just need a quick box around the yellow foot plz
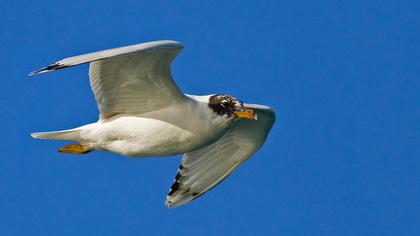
[58,143,91,154]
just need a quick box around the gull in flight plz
[30,40,275,208]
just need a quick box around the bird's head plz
[208,94,257,120]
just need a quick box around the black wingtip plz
[28,63,67,76]
[167,164,185,196]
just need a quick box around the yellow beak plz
[235,109,257,120]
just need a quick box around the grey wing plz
[166,104,276,208]
[30,40,188,119]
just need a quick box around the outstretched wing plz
[30,40,188,119]
[166,104,276,208]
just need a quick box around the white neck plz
[185,94,215,103]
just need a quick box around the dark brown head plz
[208,94,256,120]
[208,94,244,117]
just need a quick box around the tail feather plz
[31,129,81,141]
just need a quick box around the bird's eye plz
[221,100,228,107]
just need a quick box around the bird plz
[30,40,276,208]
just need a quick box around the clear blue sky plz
[1,0,419,235]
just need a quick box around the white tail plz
[31,129,81,141]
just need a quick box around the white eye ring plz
[221,99,228,107]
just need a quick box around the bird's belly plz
[85,117,219,157]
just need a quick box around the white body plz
[76,96,231,156]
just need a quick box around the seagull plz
[30,40,275,208]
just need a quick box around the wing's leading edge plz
[30,40,188,119]
[166,104,275,208]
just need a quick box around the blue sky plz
[1,0,419,235]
